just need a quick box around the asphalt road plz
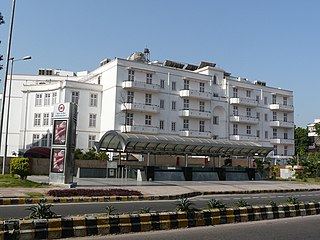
[2,191,320,219]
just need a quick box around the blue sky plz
[0,0,319,127]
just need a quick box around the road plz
[1,191,320,219]
[67,215,320,240]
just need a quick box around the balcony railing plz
[230,134,258,141]
[269,121,294,128]
[179,109,211,119]
[121,125,159,134]
[230,97,258,106]
[270,138,294,145]
[179,89,211,100]
[122,80,160,92]
[229,115,259,124]
[121,102,159,113]
[269,103,294,112]
[179,130,211,138]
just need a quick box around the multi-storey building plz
[2,52,294,162]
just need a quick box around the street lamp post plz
[2,56,31,174]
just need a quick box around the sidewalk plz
[1,175,320,198]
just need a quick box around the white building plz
[2,52,294,161]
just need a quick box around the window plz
[199,101,205,112]
[34,113,41,126]
[264,97,268,105]
[256,95,260,103]
[283,96,288,106]
[257,130,260,138]
[272,95,277,104]
[35,94,42,106]
[52,92,57,105]
[184,80,190,90]
[160,79,165,89]
[32,134,40,147]
[171,122,176,131]
[88,135,96,149]
[90,93,98,107]
[200,82,205,93]
[51,112,54,125]
[256,112,260,120]
[246,108,251,117]
[146,73,152,84]
[89,114,97,127]
[264,113,268,121]
[145,93,152,105]
[273,112,277,121]
[128,70,134,81]
[246,125,251,135]
[183,119,189,129]
[213,75,217,84]
[71,91,79,104]
[199,120,205,132]
[160,120,164,130]
[284,132,288,139]
[233,106,238,116]
[145,115,151,125]
[284,146,288,156]
[284,113,288,122]
[273,145,277,155]
[213,116,219,125]
[273,128,277,138]
[160,99,165,109]
[126,113,133,126]
[246,90,251,98]
[233,124,238,135]
[265,131,269,139]
[44,93,50,106]
[172,81,176,91]
[43,113,49,126]
[127,91,134,103]
[171,101,176,110]
[41,134,48,147]
[183,99,189,109]
[233,88,238,98]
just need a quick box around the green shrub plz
[10,157,30,180]
[235,199,251,207]
[139,207,151,213]
[26,203,57,219]
[286,196,300,205]
[105,205,116,216]
[207,199,226,209]
[176,198,195,212]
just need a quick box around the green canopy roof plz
[95,131,273,157]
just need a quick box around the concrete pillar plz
[185,154,188,167]
[147,152,150,166]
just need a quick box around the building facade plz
[2,52,294,162]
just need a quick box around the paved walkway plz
[1,175,320,198]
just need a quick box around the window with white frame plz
[127,91,134,103]
[199,82,205,93]
[146,73,152,84]
[44,93,50,106]
[246,125,251,135]
[71,91,79,104]
[283,113,288,122]
[90,93,98,107]
[128,70,134,81]
[257,130,260,138]
[126,113,133,126]
[52,92,57,105]
[273,112,277,121]
[233,106,238,116]
[256,95,260,103]
[43,113,49,126]
[213,116,219,125]
[171,122,176,131]
[145,115,151,125]
[272,95,277,104]
[145,93,152,105]
[246,108,251,117]
[284,146,288,156]
[172,81,176,91]
[183,99,189,109]
[199,101,205,112]
[283,96,288,106]
[159,120,164,130]
[34,113,41,126]
[233,124,238,135]
[273,145,277,155]
[284,131,288,139]
[171,101,176,110]
[199,120,205,132]
[51,112,54,125]
[264,113,268,121]
[265,131,268,139]
[32,134,40,147]
[88,135,96,149]
[160,99,165,109]
[184,79,190,90]
[256,112,260,120]
[41,134,48,147]
[160,79,165,89]
[213,75,217,84]
[246,90,251,98]
[183,119,189,129]
[89,114,97,127]
[273,128,277,138]
[233,88,238,98]
[264,97,268,105]
[35,94,42,106]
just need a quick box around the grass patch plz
[0,174,45,188]
[25,192,45,198]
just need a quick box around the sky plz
[0,0,319,128]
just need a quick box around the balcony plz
[269,121,294,128]
[269,103,294,112]
[270,138,294,145]
[179,89,211,100]
[179,130,211,138]
[230,135,258,141]
[229,115,259,124]
[121,125,159,134]
[230,97,258,107]
[179,109,211,119]
[121,102,159,113]
[122,81,160,92]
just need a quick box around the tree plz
[294,126,311,156]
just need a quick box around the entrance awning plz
[95,131,273,157]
